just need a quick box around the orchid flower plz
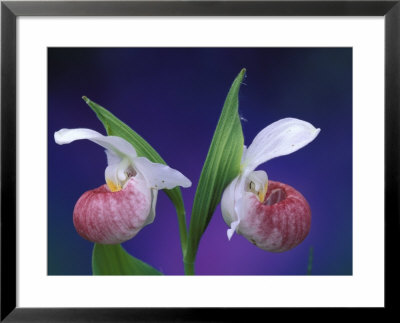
[54,128,191,244]
[221,118,320,252]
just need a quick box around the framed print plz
[1,0,399,321]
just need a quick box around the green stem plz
[167,189,188,256]
[166,188,190,274]
[176,205,188,255]
[183,239,198,271]
[183,238,200,275]
[184,261,195,275]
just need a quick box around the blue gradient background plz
[48,48,352,275]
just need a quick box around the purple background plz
[48,48,352,275]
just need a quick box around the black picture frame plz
[1,0,399,321]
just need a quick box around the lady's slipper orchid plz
[54,128,191,244]
[221,118,320,252]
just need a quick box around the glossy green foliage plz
[185,69,245,265]
[92,244,162,275]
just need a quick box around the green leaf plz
[83,96,188,255]
[92,244,162,275]
[185,69,245,267]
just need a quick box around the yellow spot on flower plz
[258,182,268,203]
[106,179,122,192]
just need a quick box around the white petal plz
[54,128,137,159]
[242,118,320,171]
[144,189,158,226]
[133,156,191,190]
[105,149,122,166]
[240,145,248,165]
[229,172,251,239]
[104,162,121,188]
[221,173,249,240]
[221,177,239,228]
[104,150,123,182]
[246,170,268,193]
[227,220,240,240]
